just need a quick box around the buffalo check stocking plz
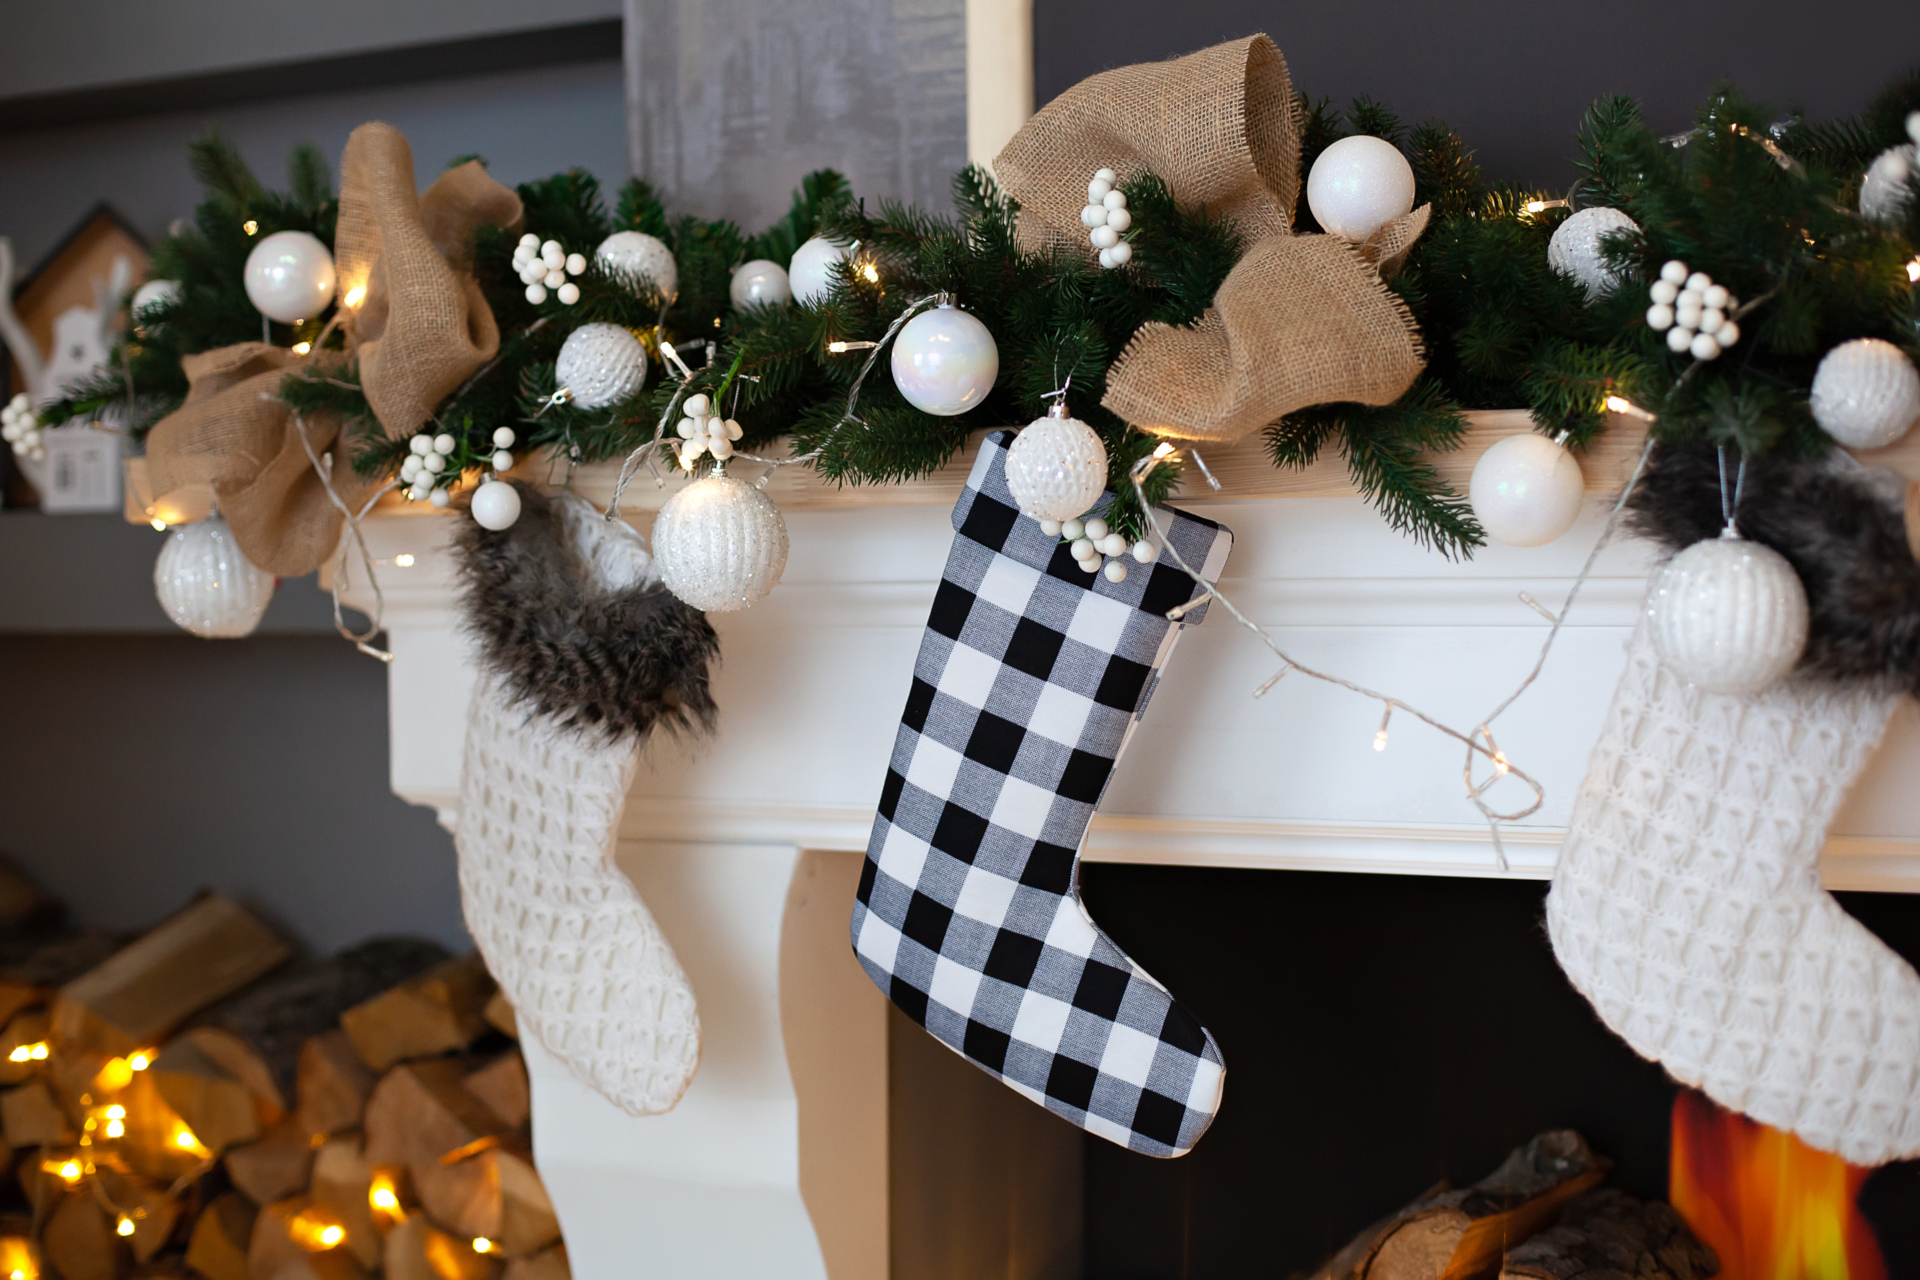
[851,431,1233,1157]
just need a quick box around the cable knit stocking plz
[1547,621,1920,1165]
[452,489,706,1117]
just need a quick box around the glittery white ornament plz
[1005,406,1108,521]
[1647,532,1809,696]
[556,322,648,409]
[153,513,275,639]
[789,236,852,306]
[1859,143,1917,225]
[131,279,181,323]
[1547,207,1639,300]
[1305,135,1416,240]
[1469,432,1586,547]
[730,259,792,308]
[595,231,678,298]
[890,302,998,416]
[653,472,790,612]
[1810,338,1920,448]
[471,479,523,531]
[243,230,336,323]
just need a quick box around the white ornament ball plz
[243,230,336,324]
[1305,135,1416,241]
[131,279,181,322]
[595,231,678,298]
[1468,432,1585,548]
[153,513,275,639]
[470,479,523,531]
[556,322,649,409]
[1547,207,1639,300]
[1810,337,1920,448]
[730,259,793,308]
[493,427,517,448]
[889,304,998,416]
[653,473,790,612]
[788,236,852,306]
[1859,144,1916,224]
[1647,533,1809,696]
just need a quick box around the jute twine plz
[142,123,521,577]
[995,34,1430,444]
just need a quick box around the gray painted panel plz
[624,0,967,229]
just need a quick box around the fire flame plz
[1670,1090,1888,1280]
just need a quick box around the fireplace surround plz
[344,415,1920,1278]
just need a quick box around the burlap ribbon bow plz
[142,123,522,577]
[994,35,1429,443]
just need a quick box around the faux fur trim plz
[451,483,719,738]
[1626,444,1920,695]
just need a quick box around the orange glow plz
[1,1236,40,1280]
[93,1057,135,1092]
[369,1174,405,1225]
[1670,1090,1887,1280]
[288,1209,347,1251]
[169,1120,211,1159]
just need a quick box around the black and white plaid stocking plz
[851,431,1233,1157]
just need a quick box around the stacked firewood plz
[0,863,563,1280]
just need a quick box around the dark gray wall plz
[1035,0,1920,189]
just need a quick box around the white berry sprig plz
[513,234,588,306]
[674,393,743,468]
[1039,512,1158,584]
[1646,260,1740,360]
[402,430,460,507]
[1,393,44,462]
[1081,169,1135,270]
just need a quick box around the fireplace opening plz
[1072,864,1920,1280]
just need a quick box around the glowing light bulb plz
[343,285,367,308]
[319,1226,344,1247]
[175,1131,195,1148]
[57,1162,82,1182]
[105,1105,124,1119]
[860,262,880,284]
[472,1239,494,1254]
[370,1187,399,1211]
[1525,200,1546,214]
[1373,706,1393,752]
[243,221,259,236]
[1152,441,1176,458]
[1908,257,1920,284]
[115,1219,134,1238]
[104,1119,124,1139]
[1494,751,1510,775]
[150,518,168,531]
[6,1047,27,1063]
[291,341,311,355]
[393,553,415,567]
[828,341,849,353]
[128,1052,152,1071]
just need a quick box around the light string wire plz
[275,398,398,660]
[1128,429,1656,868]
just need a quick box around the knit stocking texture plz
[1547,622,1920,1165]
[458,672,701,1115]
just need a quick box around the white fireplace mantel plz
[345,418,1920,1279]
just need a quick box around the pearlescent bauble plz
[653,473,790,612]
[1647,533,1809,696]
[471,479,523,531]
[131,279,181,320]
[1469,432,1585,547]
[243,230,336,323]
[1305,135,1416,240]
[890,304,998,416]
[556,322,648,409]
[1547,207,1639,300]
[595,231,678,298]
[1005,414,1108,521]
[1858,144,1916,224]
[788,236,851,306]
[153,513,275,639]
[730,259,792,308]
[1810,338,1920,449]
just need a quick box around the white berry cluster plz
[513,234,587,306]
[1646,260,1741,360]
[1,393,44,462]
[1040,512,1158,584]
[674,393,743,467]
[1081,169,1134,270]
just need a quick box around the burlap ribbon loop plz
[995,34,1429,444]
[141,122,521,577]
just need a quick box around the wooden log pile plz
[1311,1131,1718,1280]
[0,864,567,1280]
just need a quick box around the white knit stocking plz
[456,670,701,1115]
[1547,621,1920,1165]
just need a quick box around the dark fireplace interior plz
[1072,864,1920,1279]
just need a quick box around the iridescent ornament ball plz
[789,236,851,306]
[243,230,336,323]
[890,304,998,417]
[730,259,792,308]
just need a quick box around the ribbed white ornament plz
[153,513,275,638]
[1004,408,1108,521]
[556,322,648,410]
[1546,207,1639,300]
[594,230,678,298]
[1646,532,1808,696]
[653,472,790,612]
[1810,337,1920,449]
